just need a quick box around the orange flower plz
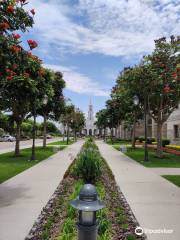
[11,45,21,54]
[0,22,10,30]
[12,64,18,69]
[24,72,30,78]
[7,5,14,13]
[7,76,13,81]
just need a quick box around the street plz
[0,138,60,154]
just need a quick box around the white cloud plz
[29,0,180,57]
[44,64,110,97]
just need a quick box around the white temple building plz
[83,100,98,136]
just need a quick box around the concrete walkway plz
[96,141,180,240]
[0,140,84,240]
[151,168,180,176]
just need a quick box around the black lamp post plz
[144,95,149,162]
[31,96,37,161]
[42,95,48,148]
[71,184,104,240]
[133,95,148,161]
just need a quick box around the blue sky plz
[23,0,179,115]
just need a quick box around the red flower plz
[164,85,170,93]
[12,64,18,69]
[12,33,21,39]
[24,72,30,78]
[27,40,38,50]
[7,5,14,13]
[7,76,13,81]
[30,9,35,15]
[0,22,10,30]
[172,72,177,78]
[11,45,21,54]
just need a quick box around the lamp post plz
[133,95,148,161]
[43,95,48,148]
[31,95,37,161]
[132,95,139,148]
[71,184,105,240]
[144,95,149,162]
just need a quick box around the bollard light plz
[71,184,105,240]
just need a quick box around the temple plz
[83,99,97,136]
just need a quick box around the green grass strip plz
[113,146,180,168]
[162,175,180,187]
[0,146,66,183]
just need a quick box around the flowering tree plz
[0,0,40,156]
[144,37,180,157]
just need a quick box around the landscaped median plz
[26,139,144,240]
[0,146,66,184]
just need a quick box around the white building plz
[167,104,180,144]
[83,100,97,136]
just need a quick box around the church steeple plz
[88,99,94,121]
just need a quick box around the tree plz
[96,109,109,140]
[0,0,38,156]
[145,37,180,158]
[60,104,75,145]
[37,70,65,147]
[69,108,85,140]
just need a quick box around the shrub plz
[73,143,102,183]
[165,145,180,151]
[138,136,145,143]
[147,138,156,144]
[162,139,170,147]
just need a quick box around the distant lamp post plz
[133,95,148,161]
[31,95,37,161]
[71,184,105,240]
[43,95,48,148]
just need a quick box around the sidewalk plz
[96,141,180,240]
[0,140,84,240]
[151,168,180,176]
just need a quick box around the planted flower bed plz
[26,139,145,240]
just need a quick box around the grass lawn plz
[48,140,75,145]
[162,175,180,187]
[114,146,180,168]
[0,146,66,184]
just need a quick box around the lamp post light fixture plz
[71,184,105,240]
[133,95,139,106]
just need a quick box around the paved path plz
[96,141,180,240]
[0,140,84,240]
[151,168,180,176]
[0,137,60,154]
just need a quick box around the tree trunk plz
[15,121,21,157]
[156,121,163,158]
[63,124,65,142]
[111,128,113,144]
[103,127,106,142]
[74,130,77,141]
[66,125,69,145]
[131,120,136,148]
[43,114,47,148]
